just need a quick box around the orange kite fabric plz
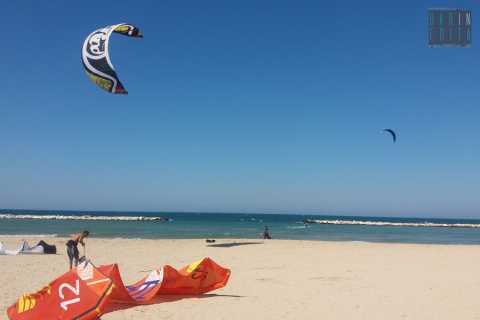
[7,257,230,320]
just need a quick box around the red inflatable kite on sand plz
[7,257,230,320]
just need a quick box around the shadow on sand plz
[103,294,245,313]
[207,241,263,248]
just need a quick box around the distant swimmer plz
[262,226,272,240]
[66,230,89,269]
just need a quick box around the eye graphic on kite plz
[82,23,143,94]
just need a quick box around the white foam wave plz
[0,214,165,222]
[287,225,309,229]
[303,219,480,228]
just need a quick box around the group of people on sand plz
[65,227,271,270]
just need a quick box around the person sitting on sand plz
[66,230,89,269]
[263,226,271,239]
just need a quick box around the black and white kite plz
[82,23,143,94]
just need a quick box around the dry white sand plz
[1,237,480,320]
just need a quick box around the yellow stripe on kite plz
[17,295,37,313]
[17,296,25,313]
[186,259,204,273]
[24,297,30,311]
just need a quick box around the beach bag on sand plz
[36,240,57,254]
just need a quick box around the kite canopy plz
[382,128,397,143]
[82,23,143,94]
[7,257,230,320]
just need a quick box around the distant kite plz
[82,23,143,94]
[382,129,397,143]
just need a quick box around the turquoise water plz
[1,210,480,244]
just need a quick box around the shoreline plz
[0,234,480,249]
[2,235,480,246]
[3,212,480,245]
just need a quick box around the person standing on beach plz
[262,226,272,239]
[66,230,89,269]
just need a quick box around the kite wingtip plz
[114,88,128,95]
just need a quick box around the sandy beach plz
[1,237,479,319]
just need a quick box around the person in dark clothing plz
[262,226,271,239]
[66,230,89,269]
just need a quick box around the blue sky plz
[1,0,479,217]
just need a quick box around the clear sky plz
[1,0,479,218]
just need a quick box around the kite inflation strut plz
[82,23,143,94]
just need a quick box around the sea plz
[1,209,480,244]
